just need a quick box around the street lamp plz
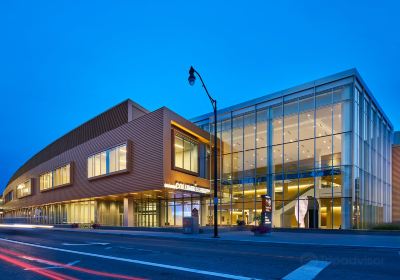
[188,66,219,238]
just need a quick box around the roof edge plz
[190,68,392,129]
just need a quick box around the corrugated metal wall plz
[7,100,131,186]
[392,145,400,222]
[3,106,210,211]
[4,107,165,209]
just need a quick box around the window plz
[17,179,32,198]
[40,171,53,191]
[4,190,13,203]
[174,134,199,174]
[54,164,71,187]
[88,144,128,179]
[109,145,127,172]
[40,163,71,191]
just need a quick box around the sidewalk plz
[52,227,400,249]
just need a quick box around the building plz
[2,100,211,227]
[192,69,393,229]
[2,69,393,229]
[392,131,400,223]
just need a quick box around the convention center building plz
[2,69,393,229]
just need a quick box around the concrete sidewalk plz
[52,227,400,249]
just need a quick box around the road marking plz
[68,260,80,266]
[23,257,80,271]
[117,247,158,253]
[62,242,110,246]
[0,237,260,280]
[137,248,157,253]
[282,260,330,280]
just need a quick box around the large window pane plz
[284,142,298,172]
[299,139,314,170]
[100,152,107,175]
[244,150,255,178]
[333,101,352,134]
[183,140,191,171]
[109,148,117,173]
[333,134,342,166]
[232,116,243,152]
[256,109,267,148]
[271,104,283,145]
[173,134,199,174]
[284,100,298,143]
[299,95,314,140]
[243,112,255,150]
[232,152,243,180]
[190,142,198,173]
[174,135,184,169]
[118,145,127,170]
[65,164,70,184]
[316,106,332,137]
[94,154,101,176]
[222,153,231,179]
[88,156,93,178]
[256,147,267,177]
[40,171,53,191]
[316,90,333,137]
[316,136,333,168]
[272,145,283,173]
[221,119,232,154]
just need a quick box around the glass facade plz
[195,78,393,229]
[4,200,124,226]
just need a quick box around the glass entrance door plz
[136,200,158,227]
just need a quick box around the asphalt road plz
[0,228,398,280]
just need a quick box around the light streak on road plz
[0,224,54,229]
[0,247,146,280]
[0,253,78,280]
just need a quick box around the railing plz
[275,186,315,210]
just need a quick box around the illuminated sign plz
[164,182,210,194]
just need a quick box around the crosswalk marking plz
[282,260,331,280]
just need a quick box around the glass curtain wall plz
[353,85,392,228]
[198,79,392,229]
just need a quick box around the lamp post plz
[188,66,219,238]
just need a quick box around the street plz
[0,228,398,279]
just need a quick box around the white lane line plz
[62,242,110,246]
[282,260,330,280]
[0,238,260,280]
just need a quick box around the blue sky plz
[1,1,399,191]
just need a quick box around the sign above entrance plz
[164,182,210,194]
